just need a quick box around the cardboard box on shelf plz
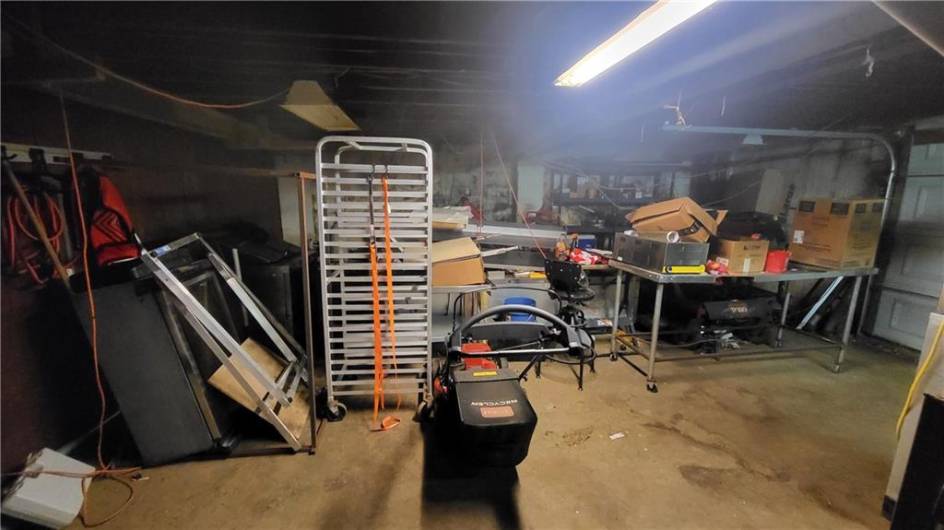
[431,237,486,286]
[627,197,727,242]
[712,238,770,274]
[789,197,884,269]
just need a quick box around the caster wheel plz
[326,402,347,422]
[646,382,659,394]
[414,399,432,422]
[832,364,842,374]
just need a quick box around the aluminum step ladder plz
[140,233,317,451]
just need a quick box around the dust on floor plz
[75,344,913,529]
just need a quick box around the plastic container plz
[576,235,597,250]
[504,297,537,321]
[765,250,791,273]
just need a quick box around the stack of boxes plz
[618,196,885,274]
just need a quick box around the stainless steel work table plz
[607,260,878,392]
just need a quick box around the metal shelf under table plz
[606,260,878,392]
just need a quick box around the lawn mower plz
[420,304,593,467]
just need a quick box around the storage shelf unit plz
[301,137,433,411]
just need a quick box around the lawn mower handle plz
[447,304,585,358]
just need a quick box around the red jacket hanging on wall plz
[88,174,140,267]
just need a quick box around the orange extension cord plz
[4,192,74,285]
[6,16,287,110]
[60,92,143,526]
[1,93,146,528]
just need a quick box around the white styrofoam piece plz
[1,448,94,528]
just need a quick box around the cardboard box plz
[789,198,884,269]
[712,238,769,274]
[627,197,727,242]
[431,237,486,286]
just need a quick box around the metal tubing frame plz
[142,234,316,451]
[662,124,897,342]
[155,289,224,440]
[796,276,844,330]
[608,270,622,357]
[142,250,291,406]
[302,136,433,410]
[646,284,664,385]
[173,299,303,450]
[607,263,874,388]
[777,286,791,347]
[834,275,863,373]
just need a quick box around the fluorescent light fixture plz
[555,0,717,87]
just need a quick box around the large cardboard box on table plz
[712,238,770,274]
[627,197,727,242]
[431,237,486,286]
[789,198,884,269]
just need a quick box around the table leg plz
[777,285,791,348]
[626,275,640,334]
[855,276,873,336]
[835,276,863,373]
[578,358,584,391]
[609,271,623,359]
[646,283,664,393]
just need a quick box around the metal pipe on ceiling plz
[661,124,896,227]
[662,123,898,338]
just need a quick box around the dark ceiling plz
[2,2,943,158]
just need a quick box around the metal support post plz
[835,276,863,373]
[626,275,640,334]
[777,285,791,348]
[856,276,873,336]
[646,283,664,393]
[609,271,623,358]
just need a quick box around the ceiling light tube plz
[555,0,718,87]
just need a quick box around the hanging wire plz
[4,15,289,110]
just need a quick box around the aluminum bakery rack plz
[299,136,433,418]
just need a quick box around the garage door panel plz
[907,143,944,177]
[882,234,944,297]
[873,290,936,350]
[872,142,943,348]
[898,176,943,228]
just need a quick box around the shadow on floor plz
[420,421,522,530]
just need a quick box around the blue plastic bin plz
[504,297,537,321]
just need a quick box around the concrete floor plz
[81,343,912,529]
